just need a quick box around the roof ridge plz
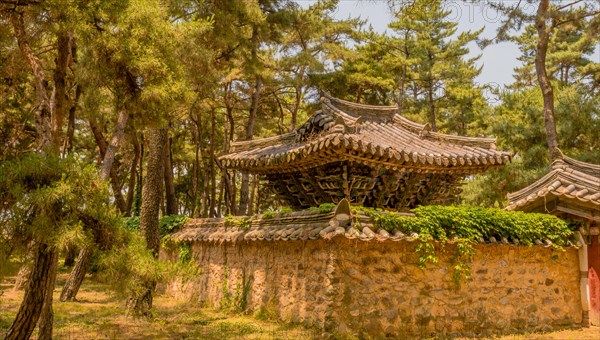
[323,94,500,150]
[391,112,498,150]
[322,92,399,111]
[552,152,600,177]
[506,162,600,211]
[229,132,296,153]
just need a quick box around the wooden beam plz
[556,205,600,222]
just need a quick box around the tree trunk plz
[136,133,145,216]
[534,0,560,160]
[127,128,166,316]
[59,247,91,302]
[38,248,58,340]
[239,75,262,215]
[5,244,56,340]
[163,133,177,215]
[397,65,407,113]
[427,52,437,132]
[209,109,216,217]
[13,241,37,292]
[89,117,128,212]
[191,121,200,217]
[100,110,129,182]
[195,111,209,217]
[289,68,305,132]
[223,82,236,215]
[50,32,73,148]
[62,84,81,156]
[125,131,141,215]
[8,11,52,150]
[60,112,130,302]
[248,175,258,216]
[13,262,35,291]
[274,93,286,134]
[63,244,77,267]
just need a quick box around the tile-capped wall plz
[164,239,583,338]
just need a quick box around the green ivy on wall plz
[353,205,575,286]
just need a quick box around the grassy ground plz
[1,264,599,339]
[0,265,317,339]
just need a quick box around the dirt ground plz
[1,267,599,339]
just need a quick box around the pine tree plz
[486,0,600,160]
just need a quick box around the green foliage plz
[261,210,276,219]
[96,230,164,300]
[239,217,252,230]
[0,153,119,267]
[463,84,600,206]
[121,214,188,236]
[223,215,252,230]
[219,261,252,314]
[123,216,141,232]
[354,205,574,286]
[178,243,192,264]
[96,227,199,299]
[278,207,293,215]
[308,202,337,213]
[326,0,487,137]
[159,215,188,235]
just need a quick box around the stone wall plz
[165,239,583,338]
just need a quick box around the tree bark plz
[100,110,129,181]
[12,247,34,291]
[59,247,91,302]
[289,68,305,132]
[195,111,208,217]
[190,119,200,217]
[140,129,167,251]
[62,84,81,156]
[427,51,437,132]
[5,244,57,340]
[127,128,166,316]
[50,32,73,148]
[163,133,177,215]
[38,248,58,340]
[223,82,236,215]
[89,117,127,212]
[125,131,141,215]
[209,108,216,217]
[248,175,258,216]
[535,0,560,160]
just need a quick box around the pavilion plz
[221,93,512,210]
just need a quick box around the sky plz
[296,0,600,91]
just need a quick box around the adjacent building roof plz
[220,94,511,174]
[506,153,600,223]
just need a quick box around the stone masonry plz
[165,238,583,338]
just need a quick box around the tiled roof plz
[506,153,600,218]
[220,94,511,174]
[170,200,579,248]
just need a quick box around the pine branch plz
[555,0,586,12]
[553,10,600,28]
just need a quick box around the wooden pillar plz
[588,223,600,326]
[342,164,349,200]
[577,231,590,327]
